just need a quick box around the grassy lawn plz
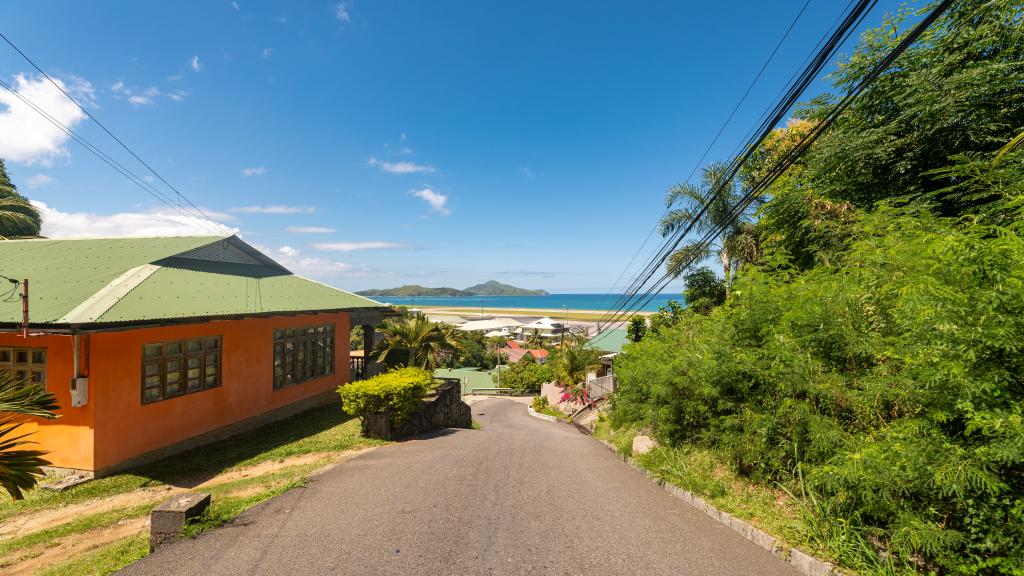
[0,403,387,576]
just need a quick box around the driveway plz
[120,398,798,575]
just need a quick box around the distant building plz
[516,317,568,340]
[0,236,388,476]
[499,345,549,364]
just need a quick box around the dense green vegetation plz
[357,280,548,297]
[357,284,473,297]
[495,355,553,392]
[609,2,1024,574]
[462,280,548,296]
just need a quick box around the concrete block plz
[789,547,834,576]
[151,493,211,552]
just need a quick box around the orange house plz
[0,236,388,476]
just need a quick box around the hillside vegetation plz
[358,280,548,297]
[609,2,1024,575]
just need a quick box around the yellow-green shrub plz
[338,368,431,429]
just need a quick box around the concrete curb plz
[526,405,558,423]
[593,438,839,576]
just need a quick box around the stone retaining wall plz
[365,380,472,440]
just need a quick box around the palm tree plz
[659,161,759,291]
[373,316,461,370]
[0,159,42,239]
[0,372,59,500]
[525,329,543,349]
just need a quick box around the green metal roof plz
[0,236,382,326]
[584,328,629,354]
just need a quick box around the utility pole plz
[21,278,28,338]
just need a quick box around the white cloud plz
[286,226,336,234]
[230,205,315,214]
[25,174,55,188]
[167,74,184,82]
[411,188,450,216]
[334,3,351,22]
[168,89,189,102]
[400,147,413,155]
[400,133,407,142]
[311,241,408,252]
[522,167,535,178]
[368,157,435,174]
[0,74,89,165]
[261,244,365,278]
[190,55,203,72]
[112,81,170,106]
[261,47,273,59]
[241,166,267,177]
[32,200,237,238]
[231,1,240,10]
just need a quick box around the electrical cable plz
[0,31,232,235]
[601,0,956,329]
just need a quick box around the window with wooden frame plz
[0,347,47,390]
[273,323,334,389]
[141,336,221,404]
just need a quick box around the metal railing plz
[586,374,617,399]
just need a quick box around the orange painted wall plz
[90,311,351,471]
[0,332,95,470]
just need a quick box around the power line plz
[0,31,232,235]
[599,0,814,313]
[0,77,227,235]
[598,0,880,328]
[601,0,955,329]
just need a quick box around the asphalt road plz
[120,398,798,576]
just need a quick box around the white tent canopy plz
[459,317,523,332]
[519,317,563,331]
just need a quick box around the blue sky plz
[0,1,898,292]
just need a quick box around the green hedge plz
[338,368,432,428]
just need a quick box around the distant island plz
[357,280,548,297]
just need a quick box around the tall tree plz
[0,372,59,499]
[373,316,461,370]
[0,160,42,239]
[660,161,758,290]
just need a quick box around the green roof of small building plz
[584,328,629,354]
[0,236,383,326]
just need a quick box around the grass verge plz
[1,403,387,575]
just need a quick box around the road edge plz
[591,437,840,576]
[526,405,558,422]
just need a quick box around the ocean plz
[373,293,683,312]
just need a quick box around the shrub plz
[611,210,1024,573]
[496,359,553,392]
[338,368,431,429]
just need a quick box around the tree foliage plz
[0,372,59,500]
[627,316,647,342]
[372,316,461,369]
[495,356,553,392]
[682,266,725,315]
[0,160,42,239]
[613,2,1024,573]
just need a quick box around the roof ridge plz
[57,264,162,323]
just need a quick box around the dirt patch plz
[0,447,381,541]
[0,487,172,541]
[3,517,148,576]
